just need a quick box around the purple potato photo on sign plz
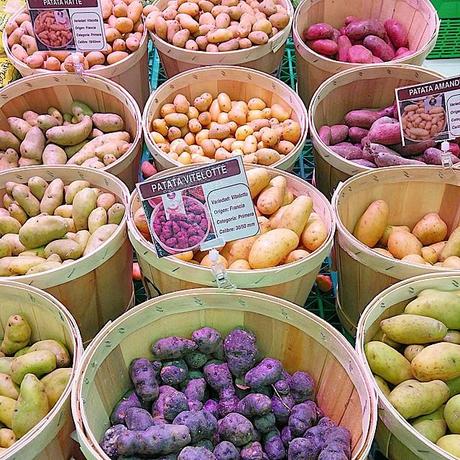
[151,194,211,254]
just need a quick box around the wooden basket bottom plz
[336,293,357,337]
[313,149,353,200]
[137,256,322,307]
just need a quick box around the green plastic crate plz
[431,0,460,19]
[428,18,460,59]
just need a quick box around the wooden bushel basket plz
[0,279,82,460]
[332,166,460,336]
[143,66,308,172]
[293,0,440,107]
[0,72,143,191]
[356,272,460,460]
[148,0,293,78]
[309,64,443,199]
[72,288,377,459]
[0,166,134,344]
[2,10,150,109]
[128,164,334,306]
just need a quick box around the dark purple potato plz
[110,391,142,425]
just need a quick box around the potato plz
[200,253,228,268]
[273,195,312,236]
[388,231,422,259]
[404,345,425,362]
[412,213,448,245]
[421,246,438,264]
[373,248,394,258]
[412,343,460,381]
[380,314,447,345]
[256,176,286,215]
[301,213,328,252]
[441,227,460,261]
[389,379,450,419]
[365,341,412,385]
[405,289,460,329]
[246,168,270,198]
[443,256,460,269]
[379,225,410,246]
[444,395,460,434]
[353,200,389,248]
[401,254,430,266]
[248,228,299,269]
[438,435,460,457]
[283,249,309,264]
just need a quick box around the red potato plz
[345,19,386,40]
[132,262,142,281]
[352,158,376,168]
[345,109,382,128]
[330,143,363,160]
[308,39,338,56]
[395,49,413,59]
[318,126,331,146]
[395,46,410,57]
[347,44,373,63]
[363,35,395,61]
[316,274,332,292]
[415,148,460,165]
[368,122,402,145]
[345,16,360,25]
[303,22,334,40]
[384,19,408,49]
[349,127,369,143]
[337,35,351,62]
[141,160,158,178]
[329,125,349,145]
[450,143,460,157]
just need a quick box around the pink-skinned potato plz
[303,23,334,41]
[384,19,408,49]
[363,35,395,61]
[337,35,351,62]
[347,45,373,63]
[308,39,338,56]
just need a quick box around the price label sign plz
[137,157,260,258]
[395,76,460,146]
[27,0,106,52]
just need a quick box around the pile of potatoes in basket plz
[134,167,328,269]
[365,288,460,457]
[318,103,459,168]
[0,100,132,170]
[0,314,72,452]
[303,17,412,63]
[100,326,352,459]
[149,92,302,166]
[0,176,125,276]
[353,200,460,269]
[144,0,290,52]
[5,0,143,71]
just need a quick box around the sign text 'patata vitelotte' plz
[137,157,259,258]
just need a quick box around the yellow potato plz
[379,225,410,246]
[437,435,460,457]
[256,176,286,215]
[273,195,312,236]
[373,248,394,258]
[301,213,328,252]
[421,246,438,264]
[443,256,460,269]
[200,253,228,268]
[353,200,389,248]
[248,228,299,269]
[229,259,251,270]
[412,213,448,245]
[404,345,425,362]
[246,168,270,198]
[283,249,309,264]
[441,227,460,261]
[412,342,460,381]
[388,231,422,259]
[401,254,430,266]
